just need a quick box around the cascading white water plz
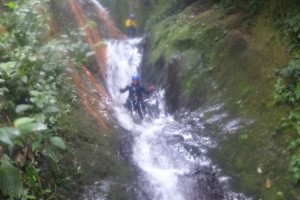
[105,38,193,199]
[70,0,254,198]
[104,38,251,200]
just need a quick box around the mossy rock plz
[141,0,300,199]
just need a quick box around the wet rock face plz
[166,134,185,145]
[166,164,227,200]
[190,166,225,200]
[230,37,248,55]
[181,165,246,200]
[165,59,182,114]
[114,127,135,162]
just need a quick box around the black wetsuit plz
[120,83,151,119]
[120,83,150,100]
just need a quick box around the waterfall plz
[76,1,252,199]
[102,38,251,200]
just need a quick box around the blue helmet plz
[129,13,135,19]
[131,74,140,81]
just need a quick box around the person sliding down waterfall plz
[119,74,155,122]
[125,13,137,38]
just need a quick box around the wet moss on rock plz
[54,99,134,199]
[141,0,299,199]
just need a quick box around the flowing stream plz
[81,38,251,200]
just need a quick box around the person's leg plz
[125,99,132,111]
[132,100,142,120]
[127,26,136,37]
[141,101,146,115]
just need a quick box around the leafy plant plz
[275,58,300,182]
[4,2,18,10]
[0,155,23,199]
[274,58,300,104]
[0,0,87,198]
[287,13,300,41]
[289,154,300,183]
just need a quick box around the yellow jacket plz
[125,19,137,28]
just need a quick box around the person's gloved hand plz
[148,84,155,92]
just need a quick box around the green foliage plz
[0,0,86,198]
[220,0,265,21]
[287,13,300,40]
[284,110,300,182]
[275,58,300,181]
[213,0,267,29]
[0,155,23,199]
[0,116,68,198]
[24,163,41,197]
[4,2,17,10]
[24,163,52,198]
[289,153,300,183]
[15,104,32,114]
[275,58,300,104]
[271,2,300,183]
[0,127,20,152]
[269,1,300,46]
[49,136,66,150]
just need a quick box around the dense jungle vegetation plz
[217,0,300,185]
[0,0,88,199]
[1,0,300,199]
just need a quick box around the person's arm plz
[141,84,155,95]
[132,21,137,27]
[120,85,129,93]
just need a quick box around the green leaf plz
[30,90,40,97]
[32,140,42,152]
[0,135,12,147]
[295,83,300,99]
[43,189,51,193]
[0,127,20,146]
[14,117,35,128]
[50,137,66,150]
[0,62,17,76]
[45,106,60,113]
[0,156,23,198]
[293,25,300,33]
[0,87,9,95]
[4,2,17,10]
[20,75,28,83]
[43,148,59,162]
[26,195,37,199]
[15,104,32,113]
[25,163,40,193]
[34,114,46,123]
[18,123,47,134]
